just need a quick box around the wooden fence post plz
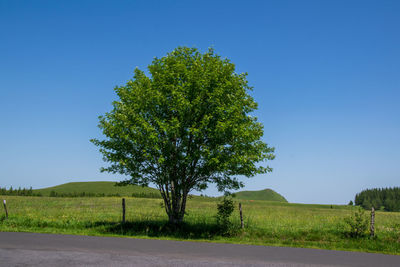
[3,200,8,219]
[370,206,375,237]
[239,202,244,229]
[122,198,126,223]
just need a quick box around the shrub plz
[344,206,369,238]
[216,197,235,235]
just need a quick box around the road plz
[0,232,399,266]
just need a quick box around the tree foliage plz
[0,187,40,196]
[91,47,274,224]
[355,187,400,212]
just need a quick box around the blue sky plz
[1,0,399,204]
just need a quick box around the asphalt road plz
[0,232,399,266]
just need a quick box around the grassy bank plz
[1,196,399,254]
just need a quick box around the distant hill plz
[233,189,287,202]
[34,181,160,198]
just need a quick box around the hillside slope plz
[34,181,160,197]
[234,189,287,202]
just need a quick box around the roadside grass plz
[0,196,399,254]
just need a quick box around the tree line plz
[355,187,400,212]
[0,187,161,199]
[0,187,41,196]
[48,191,161,198]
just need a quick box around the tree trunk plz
[160,185,188,225]
[168,194,186,225]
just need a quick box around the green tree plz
[91,47,275,224]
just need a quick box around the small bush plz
[344,206,369,238]
[216,197,235,235]
[392,223,400,241]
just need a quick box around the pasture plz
[1,196,399,255]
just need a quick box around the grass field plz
[1,195,399,255]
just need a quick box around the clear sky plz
[1,0,399,204]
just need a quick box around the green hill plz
[233,188,287,202]
[34,181,160,198]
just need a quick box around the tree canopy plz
[91,47,275,224]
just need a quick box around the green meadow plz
[1,195,399,255]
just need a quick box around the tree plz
[354,187,400,212]
[91,47,275,224]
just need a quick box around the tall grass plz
[0,196,399,254]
